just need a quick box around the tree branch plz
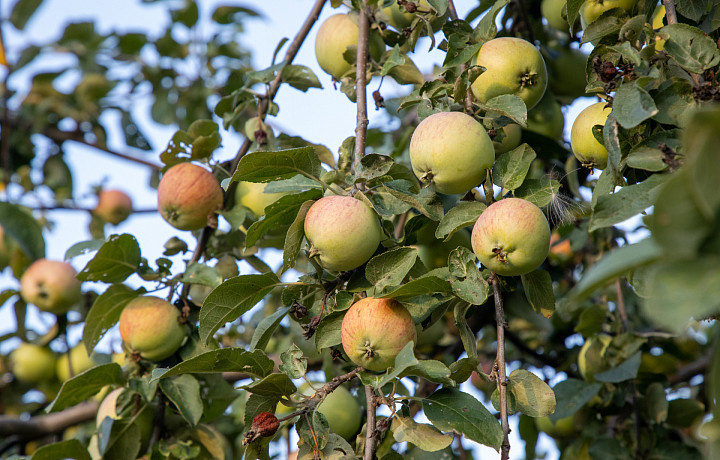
[0,401,98,438]
[445,0,475,113]
[491,273,510,460]
[353,0,371,175]
[364,385,377,460]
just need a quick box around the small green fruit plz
[570,102,611,169]
[56,344,98,382]
[527,92,565,140]
[301,383,362,440]
[11,343,56,383]
[492,124,523,155]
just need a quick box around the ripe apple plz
[341,297,416,372]
[96,388,154,453]
[526,92,565,140]
[548,47,589,101]
[548,232,573,265]
[653,4,666,51]
[119,296,187,361]
[580,0,635,27]
[56,344,98,382]
[301,382,362,440]
[570,102,611,169]
[157,162,223,231]
[542,0,568,30]
[234,181,285,217]
[315,13,385,80]
[409,111,494,195]
[304,195,383,272]
[578,334,612,382]
[471,198,550,276]
[20,258,82,314]
[471,37,548,110]
[10,343,56,383]
[492,124,522,155]
[94,189,133,225]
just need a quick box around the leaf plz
[250,306,290,351]
[179,262,222,287]
[493,144,536,190]
[550,379,602,422]
[241,373,296,398]
[483,94,528,127]
[83,284,143,354]
[315,310,344,349]
[366,247,419,293]
[521,270,555,318]
[589,173,668,232]
[448,247,489,305]
[381,180,444,221]
[506,369,556,417]
[160,374,203,426]
[660,24,720,74]
[199,273,281,344]
[356,153,394,182]
[153,348,274,380]
[30,439,91,460]
[281,64,322,92]
[612,82,658,129]
[514,178,560,208]
[379,275,452,299]
[77,234,141,283]
[475,0,510,41]
[98,417,141,460]
[232,147,322,182]
[435,201,486,241]
[0,202,45,260]
[676,0,708,22]
[9,0,43,30]
[391,416,453,452]
[581,11,626,44]
[64,239,105,260]
[46,363,125,412]
[245,190,322,247]
[279,344,306,379]
[400,360,454,385]
[424,388,503,450]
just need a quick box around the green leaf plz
[245,190,322,248]
[153,348,274,380]
[660,24,720,74]
[612,81,658,129]
[391,416,453,452]
[179,262,222,287]
[241,373,297,398]
[581,10,627,44]
[199,273,281,343]
[493,144,536,190]
[443,43,482,68]
[64,239,105,260]
[506,369,556,417]
[356,153,394,182]
[379,275,452,299]
[46,363,125,412]
[676,0,708,22]
[83,284,143,354]
[98,417,141,460]
[550,379,602,422]
[77,234,141,283]
[281,64,322,92]
[0,202,45,260]
[521,269,555,318]
[424,388,503,450]
[380,45,406,77]
[566,0,584,33]
[160,374,203,426]
[297,433,353,460]
[366,247,419,293]
[279,344,306,379]
[315,310,344,349]
[589,173,668,232]
[475,0,510,41]
[283,199,314,274]
[514,178,560,208]
[30,439,91,460]
[232,147,322,182]
[9,0,43,30]
[448,247,489,305]
[435,201,485,241]
[484,94,528,127]
[382,180,444,221]
[250,307,290,350]
[400,360,454,385]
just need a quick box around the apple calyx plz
[420,170,434,184]
[363,342,376,359]
[307,246,320,259]
[520,72,538,88]
[492,246,508,263]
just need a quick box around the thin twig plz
[615,278,629,332]
[393,211,409,239]
[364,385,377,460]
[445,0,475,113]
[353,0,371,175]
[491,273,510,460]
[661,0,701,86]
[180,226,212,298]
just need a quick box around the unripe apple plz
[94,189,133,225]
[56,344,98,382]
[471,37,548,110]
[492,124,522,155]
[189,284,213,305]
[10,343,56,383]
[381,0,443,30]
[341,297,416,372]
[157,162,223,231]
[471,198,550,276]
[96,388,154,453]
[548,47,589,101]
[315,14,385,80]
[409,111,494,195]
[535,414,576,438]
[415,223,472,269]
[580,0,635,27]
[542,0,568,30]
[578,334,612,382]
[652,5,666,51]
[300,383,362,440]
[570,102,611,169]
[526,93,565,140]
[20,259,82,314]
[304,195,383,272]
[119,296,186,361]
[234,181,285,217]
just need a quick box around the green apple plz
[471,198,551,276]
[315,13,385,80]
[341,297,416,372]
[96,388,154,453]
[56,344,98,382]
[653,4,666,51]
[535,415,576,438]
[492,124,523,155]
[409,111,494,195]
[415,223,472,269]
[542,0,568,30]
[10,343,56,383]
[570,101,611,169]
[471,37,548,110]
[189,284,213,305]
[304,195,383,272]
[20,258,82,314]
[381,0,444,31]
[119,296,187,361]
[548,47,589,101]
[580,0,635,27]
[526,92,565,140]
[301,383,362,440]
[94,189,133,225]
[157,162,223,231]
[234,181,285,217]
[578,334,612,382]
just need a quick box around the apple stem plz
[490,273,511,460]
[364,385,378,460]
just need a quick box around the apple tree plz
[0,0,719,459]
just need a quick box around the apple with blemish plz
[94,189,133,225]
[157,162,223,231]
[119,296,186,361]
[20,259,82,314]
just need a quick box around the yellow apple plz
[315,13,385,80]
[300,383,362,440]
[653,5,666,51]
[20,258,82,314]
[580,0,635,27]
[234,181,285,217]
[542,0,568,31]
[570,102,611,169]
[492,124,523,155]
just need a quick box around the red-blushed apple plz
[570,102,611,169]
[471,198,551,276]
[471,37,548,110]
[94,189,133,225]
[409,111,495,194]
[580,0,635,27]
[56,344,98,381]
[20,258,82,314]
[157,162,223,231]
[10,343,56,383]
[234,181,285,217]
[96,388,154,453]
[119,296,186,361]
[304,195,383,272]
[315,13,385,80]
[341,297,416,372]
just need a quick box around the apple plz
[653,4,666,51]
[578,334,611,382]
[570,102,611,169]
[192,424,233,460]
[315,13,385,80]
[304,195,383,272]
[492,123,522,155]
[215,254,239,279]
[471,198,551,276]
[119,296,187,361]
[415,223,472,269]
[10,343,56,383]
[542,0,568,31]
[94,189,133,225]
[548,47,589,101]
[409,111,494,195]
[300,382,362,440]
[471,37,548,110]
[535,415,576,438]
[341,297,416,372]
[580,0,635,27]
[548,232,573,265]
[189,284,213,305]
[20,258,82,314]
[234,181,285,217]
[415,317,446,352]
[97,388,154,453]
[381,0,444,31]
[56,344,98,382]
[526,92,565,140]
[157,162,223,231]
